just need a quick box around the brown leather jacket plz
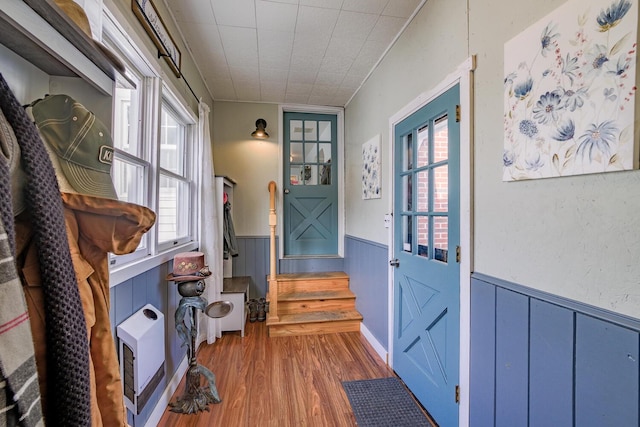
[17,193,155,426]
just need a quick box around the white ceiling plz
[165,0,424,107]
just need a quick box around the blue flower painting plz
[362,136,381,199]
[504,0,637,180]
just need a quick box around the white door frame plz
[387,56,475,427]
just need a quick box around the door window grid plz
[402,113,450,262]
[289,119,332,186]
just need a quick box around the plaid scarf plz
[0,73,91,426]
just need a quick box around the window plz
[157,102,193,249]
[103,13,199,271]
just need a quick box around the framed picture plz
[132,0,181,77]
[362,135,381,199]
[503,0,638,181]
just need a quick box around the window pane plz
[417,124,429,167]
[320,162,331,185]
[113,78,141,155]
[318,121,331,141]
[113,158,145,205]
[416,170,429,212]
[402,215,412,252]
[290,166,303,185]
[160,109,185,175]
[417,216,429,258]
[158,174,190,243]
[434,164,448,212]
[403,133,413,171]
[305,142,318,162]
[303,165,317,185]
[290,120,303,140]
[434,216,448,263]
[304,121,317,141]
[434,115,449,163]
[290,142,303,163]
[403,174,412,211]
[319,143,331,163]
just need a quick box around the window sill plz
[109,241,199,287]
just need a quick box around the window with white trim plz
[103,12,198,269]
[157,100,193,250]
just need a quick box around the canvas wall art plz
[503,0,638,181]
[362,135,381,199]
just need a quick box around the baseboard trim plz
[144,354,188,427]
[360,323,388,365]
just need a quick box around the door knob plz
[284,188,290,194]
[389,259,400,267]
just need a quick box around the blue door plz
[393,84,460,426]
[283,112,338,256]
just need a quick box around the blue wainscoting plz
[470,272,640,427]
[344,235,389,350]
[110,260,185,427]
[232,236,272,299]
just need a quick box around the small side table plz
[221,276,250,337]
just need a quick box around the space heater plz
[117,304,165,414]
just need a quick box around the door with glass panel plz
[392,84,460,426]
[283,112,338,256]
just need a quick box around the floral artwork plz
[362,135,381,199]
[503,0,638,181]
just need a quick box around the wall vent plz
[117,304,165,415]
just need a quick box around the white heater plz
[117,304,165,415]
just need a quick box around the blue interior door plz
[283,112,338,256]
[392,84,460,426]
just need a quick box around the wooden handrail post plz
[267,181,279,322]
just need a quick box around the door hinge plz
[456,245,461,263]
[455,105,461,122]
[455,385,460,403]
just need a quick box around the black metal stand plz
[168,280,232,414]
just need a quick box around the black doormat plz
[342,377,434,427]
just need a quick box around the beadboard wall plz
[470,273,640,427]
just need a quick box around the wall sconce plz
[251,118,269,139]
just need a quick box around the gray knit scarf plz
[0,73,91,426]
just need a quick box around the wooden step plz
[266,309,362,337]
[275,271,349,294]
[277,289,356,315]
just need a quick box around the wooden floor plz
[157,320,397,426]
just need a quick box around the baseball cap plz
[32,94,118,200]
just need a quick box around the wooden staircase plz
[265,182,361,337]
[265,271,363,337]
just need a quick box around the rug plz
[341,377,434,427]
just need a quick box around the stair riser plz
[277,279,349,294]
[278,298,356,315]
[268,320,361,337]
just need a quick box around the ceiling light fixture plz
[251,118,269,139]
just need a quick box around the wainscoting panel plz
[344,235,389,349]
[495,288,528,427]
[232,236,271,299]
[575,313,639,427]
[110,260,184,427]
[470,273,640,427]
[469,278,495,426]
[529,299,573,427]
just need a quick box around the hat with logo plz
[0,108,26,216]
[32,94,118,200]
[166,252,212,282]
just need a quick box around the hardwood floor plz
[157,320,395,426]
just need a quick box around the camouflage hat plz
[32,94,117,200]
